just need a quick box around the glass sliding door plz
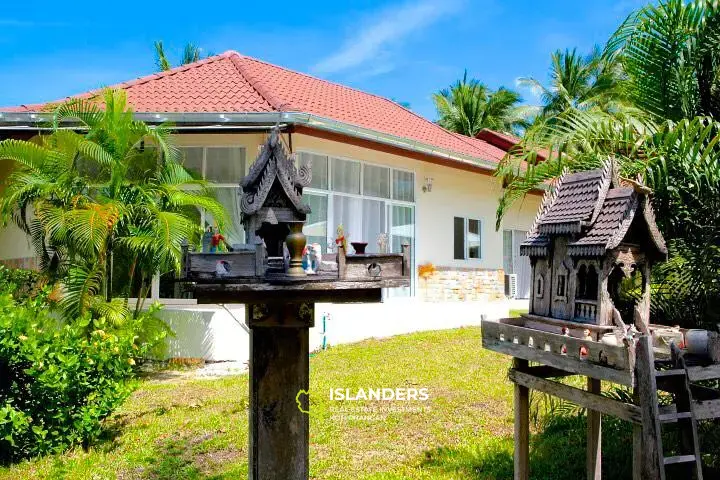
[298,151,416,295]
[362,199,386,253]
[331,195,363,250]
[389,204,414,297]
[303,193,328,251]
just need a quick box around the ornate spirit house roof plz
[520,162,667,258]
[240,128,312,222]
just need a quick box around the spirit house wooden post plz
[247,302,313,479]
[181,128,411,480]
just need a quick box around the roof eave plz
[0,111,500,172]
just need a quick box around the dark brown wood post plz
[401,243,410,277]
[247,302,315,480]
[586,377,602,480]
[633,335,664,480]
[513,357,530,480]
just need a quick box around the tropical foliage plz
[154,41,209,71]
[0,89,225,461]
[433,71,536,136]
[0,267,166,463]
[496,0,720,328]
[0,89,226,321]
[517,47,625,117]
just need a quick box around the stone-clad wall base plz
[418,266,505,302]
[0,256,39,270]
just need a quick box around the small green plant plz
[0,290,168,463]
[0,266,41,303]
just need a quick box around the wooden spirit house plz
[522,162,667,333]
[240,128,311,276]
[181,127,410,285]
[180,128,410,480]
[483,162,720,480]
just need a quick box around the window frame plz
[298,150,415,203]
[298,149,416,297]
[179,145,247,188]
[453,216,483,261]
[154,144,247,302]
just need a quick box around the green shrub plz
[0,265,41,302]
[0,292,166,463]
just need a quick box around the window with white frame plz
[453,217,482,260]
[298,152,415,258]
[179,146,247,247]
[157,146,246,299]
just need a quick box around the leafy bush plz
[0,265,41,303]
[0,291,168,463]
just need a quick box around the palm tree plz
[605,0,720,120]
[517,47,625,117]
[154,41,208,72]
[0,89,226,321]
[433,71,536,136]
[495,0,720,328]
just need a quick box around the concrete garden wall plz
[158,298,517,362]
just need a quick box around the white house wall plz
[0,130,540,301]
[0,160,36,267]
[158,299,511,362]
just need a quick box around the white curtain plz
[363,164,390,198]
[331,195,363,248]
[206,187,244,247]
[361,199,386,253]
[392,170,415,202]
[331,158,360,194]
[205,147,245,183]
[303,193,328,252]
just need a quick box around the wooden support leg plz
[247,303,314,480]
[514,358,530,480]
[586,378,602,480]
[633,335,664,480]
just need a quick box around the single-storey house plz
[0,51,539,359]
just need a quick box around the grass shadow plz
[420,415,633,480]
[140,435,243,480]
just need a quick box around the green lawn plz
[0,327,631,479]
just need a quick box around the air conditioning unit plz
[505,274,518,299]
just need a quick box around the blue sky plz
[0,0,645,120]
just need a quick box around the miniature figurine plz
[302,243,322,274]
[210,227,230,253]
[377,233,389,253]
[335,224,348,253]
[201,226,213,253]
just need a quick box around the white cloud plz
[515,77,544,103]
[311,0,461,76]
[0,19,67,27]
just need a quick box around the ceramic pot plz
[286,222,307,276]
[351,242,368,254]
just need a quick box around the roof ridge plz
[226,51,490,158]
[225,52,286,111]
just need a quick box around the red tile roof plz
[1,51,510,165]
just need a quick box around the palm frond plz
[154,41,172,71]
[59,262,104,318]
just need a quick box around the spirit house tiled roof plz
[521,162,667,257]
[535,167,611,234]
[0,51,510,168]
